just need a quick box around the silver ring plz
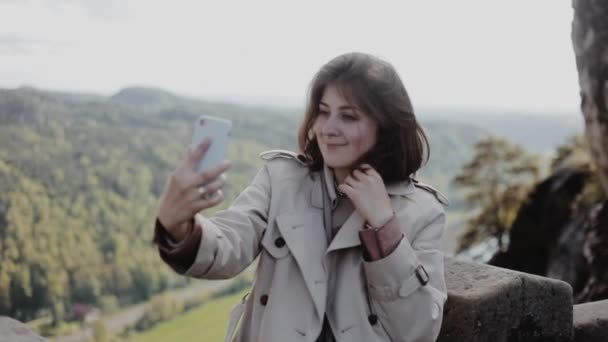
[197,185,207,196]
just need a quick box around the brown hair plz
[297,52,430,184]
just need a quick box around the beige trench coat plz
[175,151,448,342]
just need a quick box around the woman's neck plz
[333,168,350,184]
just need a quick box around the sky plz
[0,0,581,113]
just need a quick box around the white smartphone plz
[191,115,232,173]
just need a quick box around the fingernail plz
[200,137,211,147]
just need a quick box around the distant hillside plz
[0,86,512,209]
[0,85,482,323]
[110,86,181,108]
[421,108,583,154]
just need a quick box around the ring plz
[197,185,207,196]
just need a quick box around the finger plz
[195,160,231,185]
[359,164,380,179]
[194,189,225,211]
[358,164,374,173]
[200,177,226,196]
[344,175,358,188]
[338,183,355,197]
[188,138,212,168]
[351,169,366,181]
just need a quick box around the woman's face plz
[313,83,378,170]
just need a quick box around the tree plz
[572,0,608,196]
[453,136,541,252]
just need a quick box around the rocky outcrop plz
[573,299,608,342]
[572,0,608,195]
[488,168,588,276]
[487,166,608,303]
[0,316,45,341]
[439,258,573,342]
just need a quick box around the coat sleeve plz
[362,203,447,342]
[175,164,272,280]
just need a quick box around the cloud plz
[42,0,127,21]
[0,34,45,55]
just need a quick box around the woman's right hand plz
[157,138,231,240]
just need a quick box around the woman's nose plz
[321,115,339,135]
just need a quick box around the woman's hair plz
[297,52,430,184]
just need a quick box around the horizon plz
[3,83,583,119]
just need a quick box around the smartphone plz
[191,115,232,173]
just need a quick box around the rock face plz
[576,201,608,303]
[0,316,45,341]
[573,299,608,342]
[572,0,608,195]
[489,168,590,276]
[487,166,608,303]
[438,258,573,342]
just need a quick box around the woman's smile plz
[324,142,346,148]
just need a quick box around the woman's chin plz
[323,158,353,169]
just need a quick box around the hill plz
[0,85,484,325]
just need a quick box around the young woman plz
[154,52,449,342]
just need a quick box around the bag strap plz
[225,292,249,342]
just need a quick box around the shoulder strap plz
[410,178,450,207]
[259,149,308,166]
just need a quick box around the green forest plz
[0,86,483,329]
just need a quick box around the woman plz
[154,52,449,342]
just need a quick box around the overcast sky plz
[0,0,580,113]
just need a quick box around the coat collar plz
[310,164,415,209]
[309,164,414,253]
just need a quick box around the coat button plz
[260,294,269,306]
[274,237,286,248]
[368,314,378,325]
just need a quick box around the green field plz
[128,290,248,342]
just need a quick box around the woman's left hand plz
[338,164,394,228]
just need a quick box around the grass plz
[127,289,248,342]
[26,315,81,338]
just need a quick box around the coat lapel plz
[310,172,324,209]
[287,171,417,315]
[276,210,327,319]
[325,178,415,254]
[325,209,365,253]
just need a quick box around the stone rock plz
[573,299,608,342]
[438,257,573,342]
[489,168,589,278]
[576,200,608,303]
[0,316,45,342]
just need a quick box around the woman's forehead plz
[319,83,362,110]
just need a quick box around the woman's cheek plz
[353,123,371,154]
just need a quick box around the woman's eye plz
[342,113,357,121]
[318,110,329,116]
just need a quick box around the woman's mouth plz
[325,143,346,149]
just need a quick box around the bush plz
[211,276,252,299]
[183,291,213,312]
[91,319,112,342]
[97,295,120,315]
[134,294,184,331]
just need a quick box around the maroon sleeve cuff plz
[153,218,202,274]
[358,215,404,261]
